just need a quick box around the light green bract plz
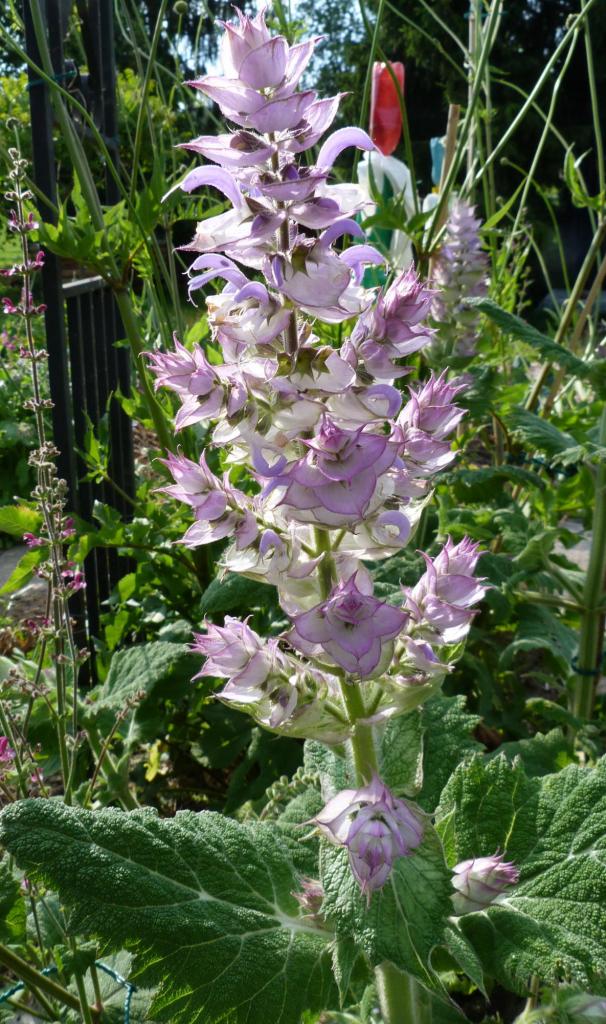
[437,754,606,994]
[0,800,337,1024]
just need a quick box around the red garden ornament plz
[369,61,405,156]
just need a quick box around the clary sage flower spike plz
[150,5,488,897]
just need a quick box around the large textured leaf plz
[90,642,199,715]
[417,696,482,812]
[84,642,202,744]
[380,709,424,797]
[436,755,606,993]
[0,801,336,1024]
[500,603,576,675]
[486,728,574,778]
[200,572,276,616]
[0,861,25,944]
[506,408,578,459]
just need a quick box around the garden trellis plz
[24,0,134,673]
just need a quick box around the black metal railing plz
[24,0,135,679]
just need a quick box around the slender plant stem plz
[426,104,460,279]
[68,940,95,1024]
[471,0,601,191]
[582,0,605,210]
[0,943,96,1020]
[129,0,169,204]
[543,247,606,415]
[85,726,139,811]
[10,148,78,802]
[357,0,386,138]
[113,289,175,453]
[90,963,104,1013]
[505,31,579,262]
[425,0,502,254]
[569,404,606,720]
[384,0,467,82]
[3,996,52,1022]
[524,219,606,413]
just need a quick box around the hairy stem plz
[569,403,606,720]
[377,962,430,1024]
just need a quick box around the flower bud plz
[292,877,325,921]
[0,736,15,765]
[313,775,423,900]
[451,853,520,915]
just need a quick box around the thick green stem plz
[340,682,378,781]
[376,962,430,1024]
[313,528,378,780]
[570,404,606,720]
[69,940,95,1024]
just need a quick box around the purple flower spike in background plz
[451,853,520,914]
[431,198,489,360]
[314,775,423,898]
[0,737,16,765]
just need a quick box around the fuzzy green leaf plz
[0,801,336,1024]
[380,709,425,797]
[84,642,201,744]
[0,504,41,538]
[486,728,574,778]
[506,408,578,458]
[500,603,576,675]
[200,572,276,616]
[436,755,606,993]
[417,696,482,812]
[468,298,606,393]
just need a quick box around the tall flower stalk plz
[150,10,488,1018]
[430,197,489,361]
[3,146,86,805]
